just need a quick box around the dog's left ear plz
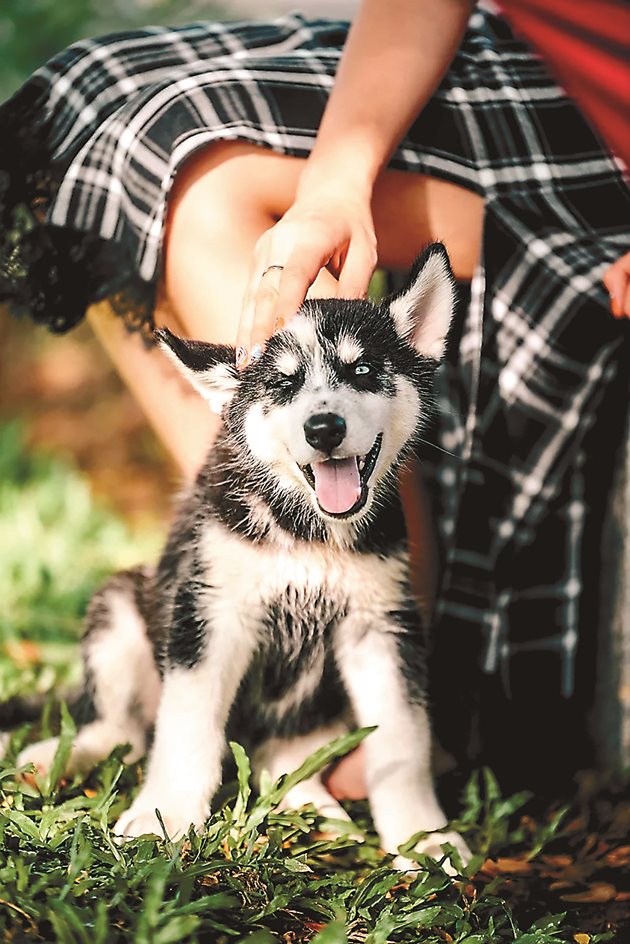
[388,242,457,360]
[155,328,239,414]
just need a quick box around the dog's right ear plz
[155,328,239,414]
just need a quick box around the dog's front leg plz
[336,616,470,872]
[115,595,257,841]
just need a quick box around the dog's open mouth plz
[300,434,383,518]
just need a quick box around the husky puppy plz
[18,243,469,867]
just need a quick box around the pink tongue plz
[311,458,361,514]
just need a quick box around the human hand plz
[603,250,630,319]
[235,188,377,366]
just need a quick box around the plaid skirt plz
[1,7,628,779]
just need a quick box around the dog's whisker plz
[414,436,460,460]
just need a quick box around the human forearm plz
[299,0,473,199]
[238,0,473,354]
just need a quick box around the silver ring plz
[261,264,284,278]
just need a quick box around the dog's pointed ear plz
[388,243,457,360]
[155,328,239,414]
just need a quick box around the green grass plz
[0,423,623,942]
[1,723,610,944]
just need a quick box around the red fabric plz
[500,0,630,167]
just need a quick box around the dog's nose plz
[304,412,347,452]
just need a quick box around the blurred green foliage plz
[0,0,224,99]
[0,422,162,698]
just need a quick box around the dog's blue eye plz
[275,375,297,389]
[354,363,372,376]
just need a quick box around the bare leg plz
[87,300,219,478]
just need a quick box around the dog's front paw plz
[394,830,471,877]
[114,796,207,841]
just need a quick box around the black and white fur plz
[18,244,469,868]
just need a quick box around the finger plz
[603,254,630,317]
[236,233,278,365]
[240,223,312,357]
[337,236,378,300]
[273,263,324,323]
[236,291,257,367]
[623,275,630,319]
[249,264,285,351]
[604,266,625,317]
[273,240,337,324]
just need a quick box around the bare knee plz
[166,140,299,239]
[163,141,303,339]
[374,171,484,280]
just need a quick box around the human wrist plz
[296,141,379,205]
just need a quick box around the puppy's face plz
[236,303,431,520]
[159,243,456,524]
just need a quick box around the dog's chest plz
[246,584,342,723]
[193,521,409,741]
[197,520,408,624]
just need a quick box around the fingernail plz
[273,317,285,332]
[250,343,263,361]
[236,346,248,366]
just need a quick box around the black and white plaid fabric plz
[1,6,628,773]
